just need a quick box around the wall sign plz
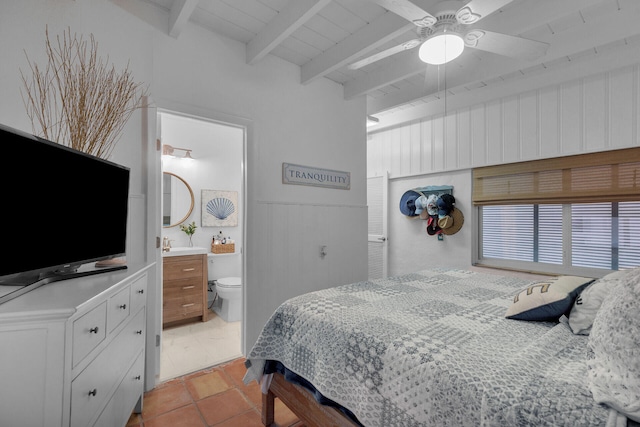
[282,163,350,190]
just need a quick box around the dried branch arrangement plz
[20,27,147,159]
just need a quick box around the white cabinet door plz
[0,322,65,427]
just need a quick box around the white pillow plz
[587,267,640,422]
[568,270,631,335]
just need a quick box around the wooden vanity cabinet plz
[162,254,208,326]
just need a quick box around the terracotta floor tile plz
[274,398,300,427]
[196,388,252,425]
[186,369,233,401]
[143,405,206,427]
[211,409,263,427]
[182,366,216,382]
[239,380,263,408]
[135,358,302,427]
[221,358,248,387]
[142,381,193,419]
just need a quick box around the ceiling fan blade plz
[464,30,549,61]
[456,0,514,24]
[371,0,436,27]
[348,39,421,70]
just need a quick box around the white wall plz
[385,170,472,276]
[0,0,367,362]
[149,17,368,351]
[368,64,640,275]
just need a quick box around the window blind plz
[472,147,640,205]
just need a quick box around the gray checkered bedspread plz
[245,268,610,426]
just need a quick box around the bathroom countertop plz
[162,247,208,257]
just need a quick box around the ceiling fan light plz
[418,33,464,65]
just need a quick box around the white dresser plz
[0,263,153,427]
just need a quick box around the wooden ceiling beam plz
[301,12,413,85]
[168,0,198,38]
[247,0,331,65]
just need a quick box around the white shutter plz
[538,205,563,264]
[482,205,534,261]
[480,202,639,271]
[619,202,640,269]
[571,203,612,269]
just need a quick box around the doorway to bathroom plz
[158,110,245,381]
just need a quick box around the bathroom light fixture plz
[418,29,464,65]
[366,115,379,127]
[162,144,194,159]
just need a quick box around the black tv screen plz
[0,123,130,300]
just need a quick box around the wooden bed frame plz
[262,372,360,427]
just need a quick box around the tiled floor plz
[127,357,305,427]
[160,309,242,381]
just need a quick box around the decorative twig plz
[20,26,148,159]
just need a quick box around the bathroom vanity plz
[162,247,208,327]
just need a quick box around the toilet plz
[207,253,242,322]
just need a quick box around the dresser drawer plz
[70,309,145,427]
[130,273,148,315]
[72,302,107,368]
[163,256,203,280]
[93,350,145,427]
[107,285,131,333]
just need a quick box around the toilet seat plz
[216,276,241,289]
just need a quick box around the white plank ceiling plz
[125,0,640,129]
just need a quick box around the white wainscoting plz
[244,201,367,351]
[367,63,640,277]
[368,64,640,178]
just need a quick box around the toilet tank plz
[207,252,241,280]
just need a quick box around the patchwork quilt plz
[245,268,611,426]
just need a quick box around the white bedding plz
[246,267,621,426]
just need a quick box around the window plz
[474,147,640,275]
[480,202,640,274]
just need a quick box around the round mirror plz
[162,172,195,227]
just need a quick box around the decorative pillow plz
[505,275,595,321]
[568,269,634,335]
[587,267,640,422]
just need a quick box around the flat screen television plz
[0,123,130,304]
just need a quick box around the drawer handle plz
[137,289,144,294]
[182,268,196,272]
[119,304,127,310]
[182,286,195,290]
[136,330,143,335]
[89,327,99,334]
[134,375,141,380]
[182,303,195,308]
[88,389,97,397]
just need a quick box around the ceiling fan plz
[349,0,549,70]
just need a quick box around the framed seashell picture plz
[202,190,238,227]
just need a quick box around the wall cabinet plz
[162,254,208,326]
[0,263,152,427]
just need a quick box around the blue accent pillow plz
[505,275,595,321]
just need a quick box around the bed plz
[244,267,640,427]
